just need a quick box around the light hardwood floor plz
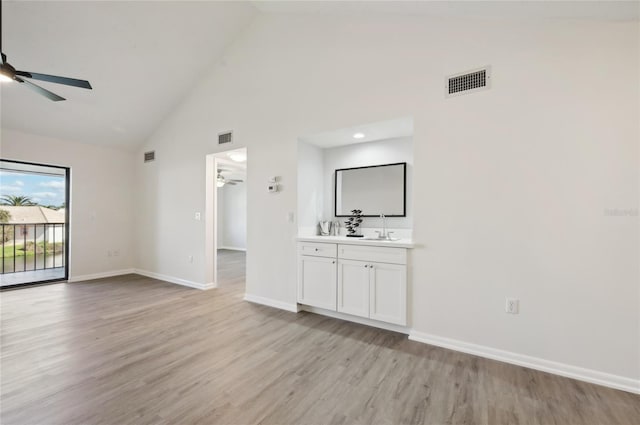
[1,252,638,424]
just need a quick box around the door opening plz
[205,148,246,288]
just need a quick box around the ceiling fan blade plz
[1,53,6,65]
[15,76,65,101]
[15,71,92,89]
[228,179,244,183]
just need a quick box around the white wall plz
[297,141,324,233]
[1,129,135,279]
[135,15,639,386]
[218,182,246,250]
[323,137,413,229]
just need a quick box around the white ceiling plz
[215,150,247,181]
[1,1,257,150]
[1,1,637,151]
[300,116,413,148]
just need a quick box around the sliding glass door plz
[0,160,69,287]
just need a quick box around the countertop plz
[297,235,415,249]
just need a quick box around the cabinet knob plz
[364,264,368,268]
[314,248,319,252]
[332,261,336,264]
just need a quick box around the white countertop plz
[297,235,415,249]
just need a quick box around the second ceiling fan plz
[217,168,244,187]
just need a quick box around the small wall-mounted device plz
[268,176,279,192]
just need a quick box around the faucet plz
[376,214,388,239]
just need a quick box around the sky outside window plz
[0,170,66,208]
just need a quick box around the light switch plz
[195,212,201,221]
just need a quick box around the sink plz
[362,236,400,242]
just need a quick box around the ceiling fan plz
[0,3,92,101]
[216,169,244,187]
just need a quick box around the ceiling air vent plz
[144,151,155,163]
[446,66,491,98]
[218,131,233,145]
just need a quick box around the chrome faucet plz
[375,214,388,239]
[374,214,396,240]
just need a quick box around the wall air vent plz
[218,131,233,145]
[144,151,155,163]
[446,66,491,98]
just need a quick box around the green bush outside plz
[2,241,64,258]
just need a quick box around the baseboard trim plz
[219,246,246,252]
[408,330,640,395]
[134,269,216,290]
[68,269,135,283]
[244,293,299,313]
[302,305,410,334]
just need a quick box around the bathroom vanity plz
[297,236,413,327]
[296,126,414,330]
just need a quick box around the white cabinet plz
[298,241,408,327]
[297,244,337,310]
[369,262,407,325]
[337,259,370,318]
[338,259,407,325]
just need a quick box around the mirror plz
[335,162,406,217]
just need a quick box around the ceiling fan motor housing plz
[0,60,17,80]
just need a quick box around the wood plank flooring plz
[217,249,246,286]
[1,251,639,424]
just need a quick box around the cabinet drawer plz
[338,244,406,265]
[298,242,337,258]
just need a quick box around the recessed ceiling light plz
[228,151,246,162]
[353,133,365,139]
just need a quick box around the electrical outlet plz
[194,212,201,221]
[113,249,120,257]
[505,298,519,314]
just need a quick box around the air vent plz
[144,151,155,163]
[218,131,233,145]
[446,66,491,97]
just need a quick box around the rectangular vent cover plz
[144,151,155,163]
[446,66,491,97]
[218,131,233,145]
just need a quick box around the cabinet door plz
[369,263,407,325]
[337,259,370,318]
[298,255,337,310]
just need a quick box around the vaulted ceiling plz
[1,1,257,150]
[1,1,637,151]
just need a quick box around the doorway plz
[205,148,246,288]
[0,159,70,288]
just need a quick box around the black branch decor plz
[345,209,364,237]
